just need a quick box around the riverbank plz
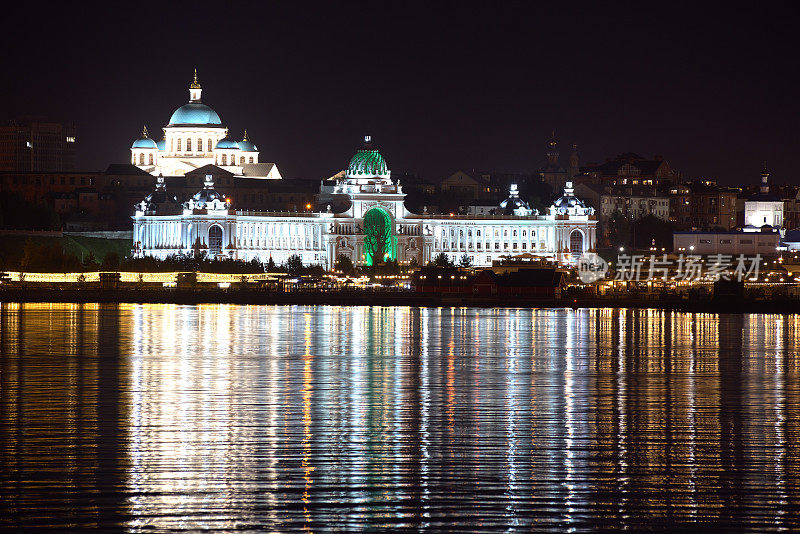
[2,287,800,313]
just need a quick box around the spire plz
[761,162,770,195]
[189,69,202,102]
[190,68,201,89]
[546,131,559,164]
[569,143,579,179]
[141,125,149,138]
[242,129,249,141]
[363,135,373,149]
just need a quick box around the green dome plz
[346,136,389,177]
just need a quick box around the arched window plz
[170,139,173,152]
[197,138,202,152]
[186,138,192,151]
[148,154,153,165]
[222,154,227,165]
[249,157,254,163]
[240,156,245,165]
[209,225,223,256]
[176,138,181,151]
[208,139,213,152]
[138,153,144,165]
[570,230,584,258]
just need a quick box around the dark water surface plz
[1,304,800,531]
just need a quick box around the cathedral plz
[130,70,281,180]
[133,134,598,269]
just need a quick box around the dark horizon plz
[2,2,797,185]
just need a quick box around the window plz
[249,157,254,163]
[494,243,499,250]
[476,230,481,237]
[149,154,153,165]
[208,139,213,152]
[522,243,527,249]
[139,153,144,165]
[177,138,181,151]
[197,138,202,152]
[222,154,227,165]
[240,156,245,165]
[720,239,732,244]
[186,138,192,151]
[699,239,712,244]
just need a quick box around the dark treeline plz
[0,193,61,230]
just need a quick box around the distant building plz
[744,167,783,230]
[440,170,483,198]
[0,118,76,172]
[537,132,568,191]
[673,230,779,256]
[582,152,677,188]
[599,186,671,222]
[668,180,738,231]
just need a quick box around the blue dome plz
[156,139,166,151]
[215,138,239,149]
[132,137,157,149]
[168,103,222,126]
[238,139,257,152]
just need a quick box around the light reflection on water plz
[2,304,800,531]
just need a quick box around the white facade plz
[600,192,671,221]
[133,139,598,268]
[130,71,281,180]
[744,170,783,229]
[674,231,779,256]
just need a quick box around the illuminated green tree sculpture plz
[363,208,395,266]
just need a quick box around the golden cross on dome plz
[190,68,201,89]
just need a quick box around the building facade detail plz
[133,137,598,268]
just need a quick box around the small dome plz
[156,139,166,151]
[215,138,239,150]
[169,103,222,126]
[347,136,389,178]
[550,181,595,217]
[138,176,179,211]
[499,184,533,215]
[237,130,257,152]
[132,137,157,149]
[238,139,257,152]
[192,188,223,204]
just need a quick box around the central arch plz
[362,207,395,266]
[209,225,223,256]
[569,229,584,259]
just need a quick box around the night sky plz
[2,2,797,185]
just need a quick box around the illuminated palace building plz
[134,141,596,269]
